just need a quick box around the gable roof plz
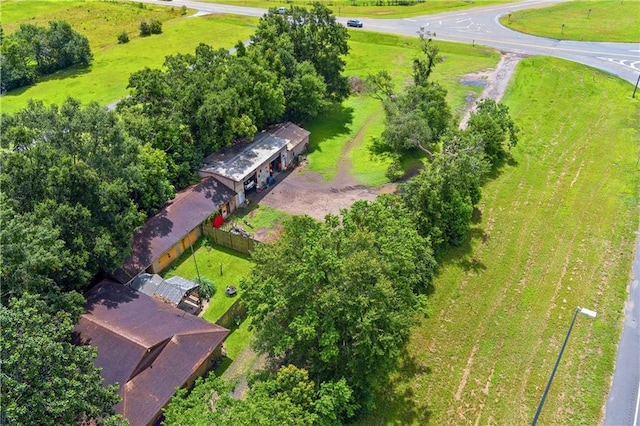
[118,177,235,282]
[200,122,310,182]
[74,280,229,426]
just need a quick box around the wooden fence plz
[203,225,257,254]
[215,297,248,329]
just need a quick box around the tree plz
[163,365,354,426]
[372,82,451,158]
[243,196,436,409]
[1,98,173,292]
[0,194,67,301]
[0,292,121,424]
[466,98,519,167]
[401,131,490,251]
[252,3,350,102]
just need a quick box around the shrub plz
[385,158,405,182]
[139,20,151,36]
[150,19,162,34]
[117,30,129,44]
[195,277,216,300]
[180,5,188,15]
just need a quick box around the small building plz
[115,177,236,283]
[199,122,310,205]
[73,280,229,426]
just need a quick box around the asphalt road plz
[605,234,640,426]
[132,1,640,423]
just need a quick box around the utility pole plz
[186,230,201,283]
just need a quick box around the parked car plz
[347,19,363,28]
[277,6,287,14]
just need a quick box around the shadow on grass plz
[305,102,355,153]
[367,347,432,424]
[3,65,93,99]
[436,226,488,275]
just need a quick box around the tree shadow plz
[3,65,93,99]
[436,227,488,275]
[360,347,432,424]
[304,103,354,154]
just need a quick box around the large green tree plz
[243,196,436,409]
[0,292,121,424]
[252,3,350,102]
[0,98,173,294]
[402,130,490,251]
[466,98,519,167]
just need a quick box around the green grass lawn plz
[500,0,640,42]
[196,0,511,19]
[1,1,258,114]
[360,57,639,425]
[228,205,292,233]
[162,238,253,324]
[305,32,499,185]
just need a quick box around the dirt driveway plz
[259,52,523,221]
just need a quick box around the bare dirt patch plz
[260,52,521,220]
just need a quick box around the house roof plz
[200,122,309,182]
[118,177,235,282]
[74,280,229,426]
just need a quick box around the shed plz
[199,122,310,205]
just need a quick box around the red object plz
[212,214,224,228]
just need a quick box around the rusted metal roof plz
[74,280,229,426]
[118,177,235,282]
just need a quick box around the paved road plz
[135,0,640,85]
[133,1,640,422]
[605,234,640,426]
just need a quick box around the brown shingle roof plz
[118,177,235,281]
[74,280,229,426]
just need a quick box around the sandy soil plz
[259,52,523,220]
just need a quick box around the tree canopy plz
[0,21,92,93]
[0,98,174,297]
[242,196,436,408]
[163,365,354,426]
[0,292,121,425]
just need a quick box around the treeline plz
[163,35,519,423]
[0,21,92,93]
[118,3,349,188]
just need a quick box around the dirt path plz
[259,52,521,219]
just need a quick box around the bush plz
[180,5,188,15]
[150,19,162,34]
[195,277,216,300]
[385,158,405,182]
[117,30,129,44]
[139,20,151,36]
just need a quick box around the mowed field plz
[362,57,639,424]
